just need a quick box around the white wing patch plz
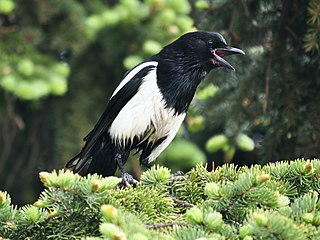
[108,63,186,157]
[111,61,158,98]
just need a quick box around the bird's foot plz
[140,158,153,168]
[120,172,138,188]
[172,170,184,176]
[171,171,185,182]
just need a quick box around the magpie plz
[65,31,245,186]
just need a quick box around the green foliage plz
[84,0,195,69]
[205,133,255,163]
[98,204,169,240]
[0,0,15,14]
[0,53,70,100]
[171,164,213,205]
[192,0,320,164]
[206,134,229,153]
[3,160,318,239]
[243,211,307,240]
[304,0,320,53]
[140,165,172,189]
[112,184,178,224]
[0,1,86,100]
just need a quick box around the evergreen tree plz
[190,0,320,165]
[1,159,319,239]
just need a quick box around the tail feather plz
[65,136,118,177]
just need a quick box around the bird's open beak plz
[210,47,245,71]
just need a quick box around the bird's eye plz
[207,40,214,48]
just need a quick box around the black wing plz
[65,63,157,170]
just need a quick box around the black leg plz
[115,152,138,187]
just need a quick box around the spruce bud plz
[0,192,6,204]
[114,231,127,240]
[130,233,148,240]
[24,206,42,223]
[102,176,122,189]
[185,206,203,224]
[101,205,118,223]
[203,211,223,230]
[91,179,101,192]
[39,171,59,187]
[206,134,228,153]
[33,200,48,208]
[39,171,51,184]
[303,212,314,223]
[204,182,221,199]
[256,174,270,184]
[239,224,254,237]
[131,233,148,240]
[304,162,314,173]
[58,170,76,188]
[140,165,171,186]
[48,210,59,218]
[188,115,205,132]
[253,212,268,226]
[276,195,290,208]
[243,236,254,240]
[99,223,125,239]
[236,134,255,152]
[195,0,209,10]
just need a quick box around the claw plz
[171,171,185,182]
[172,171,184,177]
[120,172,138,188]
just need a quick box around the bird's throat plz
[157,69,204,114]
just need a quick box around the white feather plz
[108,62,186,161]
[111,61,158,98]
[147,113,185,163]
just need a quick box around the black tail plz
[65,136,118,177]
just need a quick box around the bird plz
[65,31,245,186]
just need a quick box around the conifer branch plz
[1,160,319,239]
[145,222,188,229]
[167,195,195,208]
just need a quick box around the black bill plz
[211,47,245,71]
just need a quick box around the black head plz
[155,31,245,114]
[161,31,245,72]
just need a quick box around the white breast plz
[108,64,186,154]
[147,112,185,163]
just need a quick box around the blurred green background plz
[0,0,319,205]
